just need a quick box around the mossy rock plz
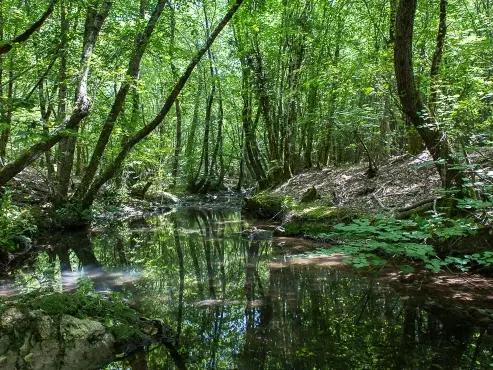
[243,192,293,220]
[0,292,165,370]
[280,222,333,237]
[290,203,361,223]
[281,205,365,237]
[16,292,144,343]
[300,186,319,203]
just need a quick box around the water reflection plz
[3,208,493,369]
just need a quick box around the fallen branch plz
[372,195,441,218]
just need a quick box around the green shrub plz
[0,190,37,252]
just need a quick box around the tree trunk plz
[169,4,182,189]
[81,0,245,208]
[184,73,203,178]
[0,4,5,165]
[428,0,447,115]
[54,0,70,204]
[0,55,12,164]
[0,0,111,188]
[394,0,463,189]
[214,84,225,188]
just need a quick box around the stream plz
[2,205,493,369]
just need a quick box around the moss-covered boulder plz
[289,203,361,223]
[243,192,293,220]
[280,204,363,237]
[0,292,161,370]
[243,189,367,238]
[0,308,116,370]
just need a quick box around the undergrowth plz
[0,190,37,252]
[309,205,493,273]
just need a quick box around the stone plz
[301,186,319,203]
[59,315,115,370]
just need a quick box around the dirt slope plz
[272,152,441,212]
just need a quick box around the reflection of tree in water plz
[32,210,493,369]
[46,231,112,292]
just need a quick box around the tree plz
[0,0,57,54]
[0,0,112,187]
[79,0,245,208]
[394,0,464,189]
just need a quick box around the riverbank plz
[243,151,493,275]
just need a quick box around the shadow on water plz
[2,207,493,369]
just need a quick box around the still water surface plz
[5,207,493,369]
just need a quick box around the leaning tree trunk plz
[81,0,245,209]
[0,0,112,188]
[74,0,168,201]
[394,0,463,189]
[0,0,57,54]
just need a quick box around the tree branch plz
[0,0,58,54]
[81,0,245,208]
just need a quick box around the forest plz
[0,0,493,369]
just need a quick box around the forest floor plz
[272,151,441,212]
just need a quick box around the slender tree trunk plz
[214,84,225,188]
[170,99,183,187]
[55,0,70,204]
[81,0,245,208]
[251,37,278,162]
[304,85,317,168]
[394,0,463,189]
[185,73,203,177]
[74,0,167,201]
[195,5,219,192]
[201,82,214,184]
[0,55,12,163]
[38,77,55,183]
[0,0,111,188]
[236,130,245,190]
[0,3,5,165]
[318,13,341,167]
[241,61,267,186]
[428,0,447,115]
[169,3,182,189]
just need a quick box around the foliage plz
[0,0,490,204]
[311,213,483,273]
[0,190,37,252]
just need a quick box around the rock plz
[243,192,288,220]
[0,310,117,370]
[242,227,273,241]
[60,315,115,370]
[301,186,319,203]
[144,190,179,204]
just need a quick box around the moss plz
[282,222,332,237]
[244,191,368,238]
[290,203,361,223]
[16,292,144,342]
[283,202,366,237]
[243,192,294,220]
